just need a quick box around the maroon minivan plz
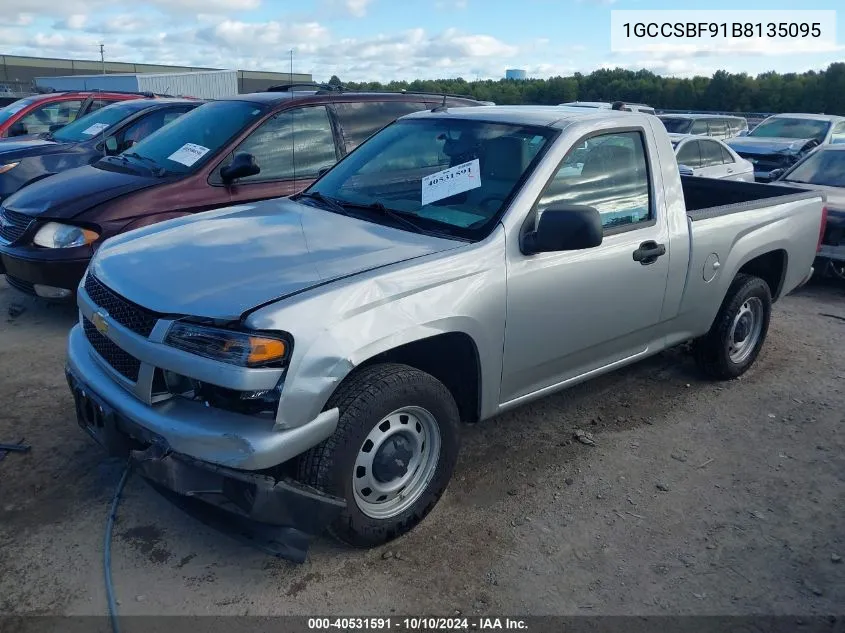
[0,88,486,299]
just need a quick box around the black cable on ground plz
[105,461,132,633]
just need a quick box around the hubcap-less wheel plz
[352,406,441,519]
[727,297,764,364]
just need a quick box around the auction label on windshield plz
[82,123,110,135]
[610,10,836,54]
[422,159,481,206]
[167,143,210,167]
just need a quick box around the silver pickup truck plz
[65,106,826,560]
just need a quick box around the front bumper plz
[66,366,346,562]
[0,242,89,298]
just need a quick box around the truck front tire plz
[693,273,772,380]
[297,363,461,547]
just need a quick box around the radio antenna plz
[290,49,296,189]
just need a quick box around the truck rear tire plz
[693,273,772,380]
[297,363,461,547]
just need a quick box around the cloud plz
[53,14,88,30]
[345,0,374,17]
[0,14,34,26]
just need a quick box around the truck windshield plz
[124,100,266,174]
[749,117,831,142]
[51,101,139,142]
[659,118,693,134]
[782,149,845,187]
[305,118,557,240]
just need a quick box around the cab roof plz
[400,105,646,128]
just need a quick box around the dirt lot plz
[0,276,843,617]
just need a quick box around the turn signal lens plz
[246,337,287,365]
[0,162,20,174]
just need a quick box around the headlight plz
[164,322,291,368]
[33,222,99,248]
[0,162,19,175]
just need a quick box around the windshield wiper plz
[296,191,349,215]
[123,152,166,176]
[338,200,453,238]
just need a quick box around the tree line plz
[331,63,845,115]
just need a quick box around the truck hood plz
[1,160,166,220]
[726,136,816,155]
[90,197,465,320]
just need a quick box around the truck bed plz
[681,175,819,219]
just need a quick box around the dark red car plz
[0,88,487,299]
[0,91,152,138]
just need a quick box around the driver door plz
[500,129,671,404]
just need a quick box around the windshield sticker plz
[81,122,110,136]
[421,159,481,206]
[167,143,211,167]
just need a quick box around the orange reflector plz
[247,337,287,365]
[81,229,99,245]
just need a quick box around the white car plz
[670,133,755,181]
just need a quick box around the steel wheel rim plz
[727,296,764,364]
[352,406,441,520]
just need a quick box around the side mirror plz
[737,130,749,137]
[317,166,331,177]
[220,152,260,184]
[768,168,785,181]
[7,122,26,137]
[678,164,694,176]
[522,206,603,255]
[104,136,119,155]
[49,124,63,132]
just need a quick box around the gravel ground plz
[0,276,843,617]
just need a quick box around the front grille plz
[5,275,36,296]
[83,317,141,382]
[84,273,160,337]
[0,208,33,243]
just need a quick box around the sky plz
[0,0,843,83]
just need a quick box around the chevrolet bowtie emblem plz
[92,311,109,335]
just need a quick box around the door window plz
[690,120,708,135]
[699,140,726,167]
[333,101,429,152]
[708,119,728,138]
[119,107,194,147]
[13,99,84,135]
[676,140,701,167]
[223,105,338,182]
[719,144,736,164]
[536,131,652,230]
[831,122,845,144]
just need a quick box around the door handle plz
[726,168,734,173]
[632,240,666,265]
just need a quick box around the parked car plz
[770,144,845,279]
[726,113,845,182]
[560,101,656,114]
[65,105,824,560]
[0,89,486,299]
[670,133,755,181]
[658,114,748,139]
[0,98,201,203]
[0,91,162,138]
